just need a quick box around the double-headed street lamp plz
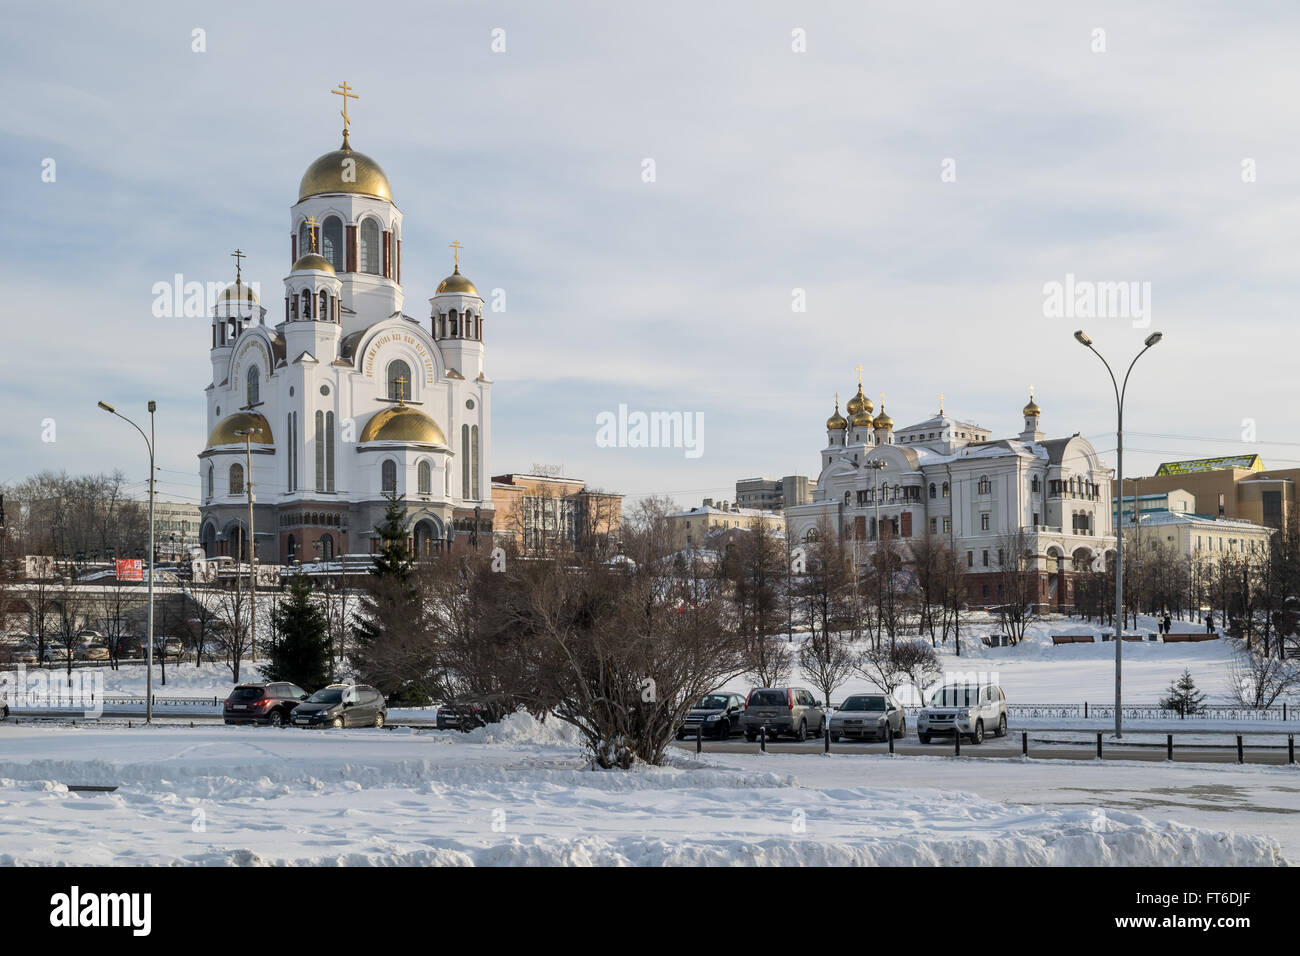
[1073,329,1163,739]
[98,399,157,724]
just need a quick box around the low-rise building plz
[735,475,817,511]
[491,473,622,554]
[1128,456,1299,529]
[667,500,785,551]
[1127,509,1273,564]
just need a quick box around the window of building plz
[943,517,951,534]
[207,463,214,500]
[387,360,412,402]
[418,460,431,495]
[1031,475,1039,492]
[929,483,936,499]
[930,517,937,534]
[982,549,989,567]
[978,475,991,495]
[967,551,973,567]
[359,218,381,274]
[980,512,990,531]
[381,459,397,493]
[229,463,244,495]
[246,365,260,406]
[322,216,344,271]
[942,481,950,498]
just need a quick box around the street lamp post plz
[234,427,262,663]
[98,399,156,724]
[1072,329,1163,739]
[867,459,886,646]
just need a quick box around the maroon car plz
[223,681,309,726]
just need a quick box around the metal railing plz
[1009,703,1296,722]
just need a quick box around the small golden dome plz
[826,400,847,430]
[873,408,893,430]
[207,412,274,449]
[850,409,874,429]
[218,281,258,303]
[436,265,479,296]
[1023,391,1041,418]
[291,253,335,274]
[298,139,392,202]
[359,405,447,445]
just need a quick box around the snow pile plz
[0,725,1286,866]
[458,711,585,748]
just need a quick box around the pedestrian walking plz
[1163,613,1172,634]
[1206,613,1215,634]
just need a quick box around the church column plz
[382,231,391,278]
[345,225,358,273]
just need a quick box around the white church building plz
[785,376,1117,607]
[199,91,492,564]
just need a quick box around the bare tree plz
[995,530,1038,645]
[1227,645,1300,709]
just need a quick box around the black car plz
[435,701,487,731]
[110,635,148,659]
[677,691,746,740]
[223,682,309,726]
[292,684,387,729]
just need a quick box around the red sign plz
[115,559,144,581]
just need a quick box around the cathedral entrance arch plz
[413,517,443,559]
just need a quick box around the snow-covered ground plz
[0,715,1289,866]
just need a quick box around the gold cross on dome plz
[305,216,319,253]
[394,374,408,404]
[449,239,464,268]
[939,391,944,414]
[331,81,358,134]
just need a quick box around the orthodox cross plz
[231,248,246,283]
[939,391,944,414]
[332,81,358,140]
[394,374,408,404]
[449,239,464,268]
[855,364,863,387]
[305,216,319,253]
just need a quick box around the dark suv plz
[292,684,387,729]
[223,682,309,726]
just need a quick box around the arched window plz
[207,463,214,500]
[449,310,459,336]
[322,216,344,271]
[246,365,260,406]
[319,290,328,320]
[978,475,991,495]
[418,460,431,494]
[229,463,244,495]
[360,218,380,274]
[461,424,471,498]
[929,482,937,499]
[381,459,397,493]
[387,360,411,402]
[298,220,312,258]
[319,534,334,560]
[287,535,296,560]
[942,481,950,498]
[1031,475,1040,492]
[301,289,313,319]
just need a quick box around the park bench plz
[1050,633,1095,645]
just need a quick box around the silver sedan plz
[829,693,906,742]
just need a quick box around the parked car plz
[223,681,309,726]
[110,635,148,659]
[435,701,486,731]
[829,693,906,742]
[74,641,110,661]
[742,687,825,742]
[917,683,1007,744]
[677,691,746,740]
[9,643,39,665]
[292,684,387,729]
[74,629,105,644]
[42,644,73,663]
[153,637,185,661]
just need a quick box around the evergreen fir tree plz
[370,490,414,582]
[264,572,331,690]
[1160,668,1206,716]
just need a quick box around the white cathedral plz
[198,92,492,564]
[784,375,1118,607]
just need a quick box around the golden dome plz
[826,400,847,430]
[206,412,274,449]
[218,281,258,303]
[1023,390,1041,418]
[850,410,873,429]
[359,405,447,445]
[873,408,893,430]
[298,137,393,202]
[291,253,335,273]
[436,265,479,296]
[846,385,872,419]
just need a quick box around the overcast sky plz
[2,0,1298,512]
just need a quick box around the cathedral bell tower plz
[430,241,486,380]
[210,249,265,383]
[283,218,343,363]
[1019,387,1044,442]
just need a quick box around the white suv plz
[917,683,1007,745]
